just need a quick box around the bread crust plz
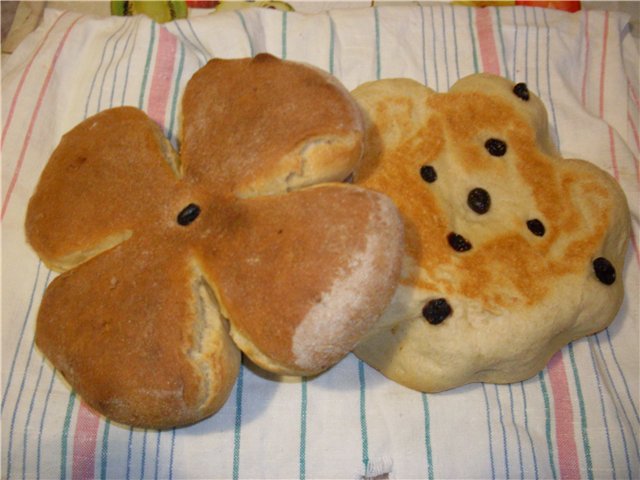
[180,54,365,197]
[26,55,404,428]
[352,74,631,392]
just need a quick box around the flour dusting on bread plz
[292,190,403,371]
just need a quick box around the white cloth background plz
[2,4,638,479]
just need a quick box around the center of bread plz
[177,203,201,226]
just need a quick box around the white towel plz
[2,4,638,479]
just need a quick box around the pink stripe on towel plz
[72,402,101,480]
[1,15,82,221]
[1,12,69,149]
[547,350,581,479]
[147,27,178,127]
[475,8,500,75]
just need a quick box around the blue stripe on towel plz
[299,378,308,480]
[83,19,129,117]
[481,384,496,479]
[281,11,287,59]
[232,365,245,480]
[138,21,157,109]
[538,371,558,479]
[520,382,540,479]
[2,261,42,412]
[568,343,594,479]
[422,393,434,480]
[358,360,370,472]
[507,384,524,479]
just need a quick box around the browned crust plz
[352,75,630,392]
[198,184,403,374]
[180,53,364,196]
[26,56,403,427]
[35,237,241,429]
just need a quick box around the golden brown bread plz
[351,74,630,392]
[26,54,404,428]
[180,54,365,197]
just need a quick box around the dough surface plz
[352,74,630,392]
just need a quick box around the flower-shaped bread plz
[26,54,404,428]
[351,74,630,392]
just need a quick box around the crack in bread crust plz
[188,263,242,416]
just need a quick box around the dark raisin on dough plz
[448,232,473,252]
[527,219,546,237]
[485,138,507,157]
[177,203,201,226]
[513,82,530,101]
[593,257,616,285]
[467,188,491,214]
[422,298,452,325]
[420,165,437,183]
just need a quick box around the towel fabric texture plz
[2,4,639,479]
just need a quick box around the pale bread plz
[351,74,630,392]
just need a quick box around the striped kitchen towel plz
[2,4,638,479]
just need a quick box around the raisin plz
[467,188,491,214]
[422,298,452,325]
[420,165,437,183]
[448,232,473,252]
[527,219,545,237]
[177,203,201,226]
[593,257,616,285]
[513,82,530,101]
[485,138,507,157]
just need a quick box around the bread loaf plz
[351,74,630,392]
[26,54,404,428]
